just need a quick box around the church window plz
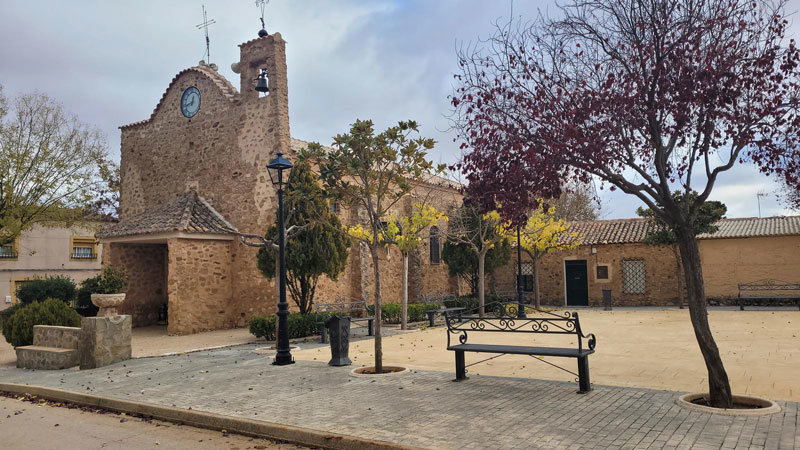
[429,226,440,264]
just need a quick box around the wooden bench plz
[314,297,374,343]
[444,302,597,393]
[738,280,800,310]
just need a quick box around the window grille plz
[0,245,16,259]
[329,202,340,214]
[596,265,609,280]
[622,259,646,294]
[429,226,440,264]
[516,261,535,292]
[71,237,97,260]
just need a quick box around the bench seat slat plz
[448,343,593,358]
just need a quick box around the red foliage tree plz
[452,0,800,407]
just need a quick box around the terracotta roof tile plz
[96,191,237,239]
[697,216,800,239]
[568,216,800,245]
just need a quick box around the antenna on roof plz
[196,5,216,64]
[756,190,768,218]
[255,0,269,37]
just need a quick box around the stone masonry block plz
[79,315,132,370]
[32,325,81,349]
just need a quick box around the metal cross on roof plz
[196,5,216,63]
[256,0,269,36]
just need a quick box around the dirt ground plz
[0,325,257,368]
[294,308,800,401]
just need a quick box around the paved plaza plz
[1,340,798,449]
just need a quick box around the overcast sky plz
[1,0,797,219]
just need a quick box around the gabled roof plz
[96,191,237,239]
[568,216,800,245]
[697,216,800,239]
[120,64,239,130]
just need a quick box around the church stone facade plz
[98,32,458,334]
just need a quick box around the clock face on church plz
[180,86,201,118]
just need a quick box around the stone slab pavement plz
[0,343,797,450]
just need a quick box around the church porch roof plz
[96,191,238,239]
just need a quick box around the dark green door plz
[565,260,588,306]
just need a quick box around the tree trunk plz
[477,251,486,316]
[533,252,541,309]
[401,252,409,330]
[677,231,732,408]
[371,246,383,373]
[671,243,685,309]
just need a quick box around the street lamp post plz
[516,223,526,319]
[267,153,294,366]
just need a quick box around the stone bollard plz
[325,315,352,366]
[79,315,132,370]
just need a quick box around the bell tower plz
[232,32,291,158]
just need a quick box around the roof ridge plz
[195,195,238,232]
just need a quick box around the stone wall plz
[108,243,167,326]
[167,238,267,334]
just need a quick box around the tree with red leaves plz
[452,0,800,408]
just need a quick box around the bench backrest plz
[314,297,370,316]
[444,302,596,351]
[738,279,800,292]
[422,293,455,305]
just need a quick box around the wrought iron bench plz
[422,293,463,327]
[314,297,374,343]
[737,280,800,310]
[444,302,597,393]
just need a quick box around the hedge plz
[249,311,334,341]
[15,276,76,305]
[1,298,82,347]
[366,302,441,324]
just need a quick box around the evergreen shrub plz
[2,298,82,347]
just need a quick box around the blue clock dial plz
[180,86,201,118]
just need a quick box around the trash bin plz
[602,289,612,311]
[325,315,352,366]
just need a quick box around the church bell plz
[255,68,269,94]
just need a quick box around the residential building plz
[0,223,103,309]
[493,216,800,306]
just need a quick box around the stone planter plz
[90,293,126,317]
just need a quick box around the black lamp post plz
[516,222,527,319]
[267,152,293,365]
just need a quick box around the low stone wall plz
[14,317,132,371]
[33,325,81,349]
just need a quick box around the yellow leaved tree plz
[518,201,582,308]
[382,203,446,329]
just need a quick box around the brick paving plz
[0,343,797,449]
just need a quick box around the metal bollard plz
[602,289,612,311]
[325,315,352,366]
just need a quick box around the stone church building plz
[97,31,458,334]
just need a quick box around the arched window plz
[429,226,440,264]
